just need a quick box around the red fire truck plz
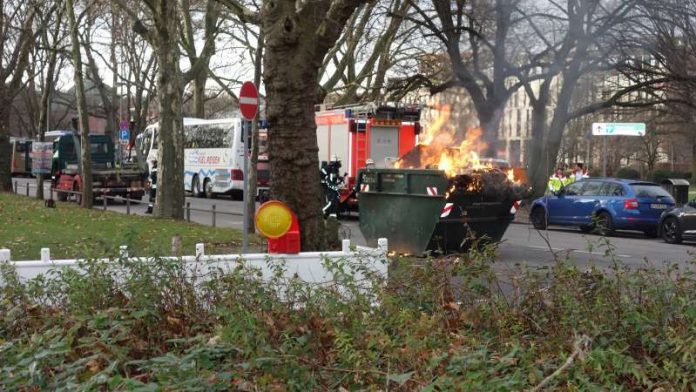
[315,103,421,213]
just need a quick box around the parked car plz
[658,199,696,244]
[529,178,675,236]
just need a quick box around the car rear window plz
[630,184,672,198]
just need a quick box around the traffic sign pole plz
[238,81,259,254]
[242,120,249,253]
[602,137,607,177]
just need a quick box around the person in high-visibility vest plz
[548,169,566,193]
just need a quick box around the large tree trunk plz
[36,47,60,201]
[0,5,35,192]
[67,0,93,208]
[192,71,206,117]
[84,34,118,141]
[264,61,325,250]
[153,9,185,220]
[263,8,325,251]
[479,108,504,156]
[527,106,550,198]
[0,98,12,192]
[691,139,696,185]
[110,9,120,140]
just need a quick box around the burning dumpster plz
[359,168,524,255]
[359,126,527,255]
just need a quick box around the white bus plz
[137,117,269,199]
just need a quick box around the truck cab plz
[10,137,32,177]
[51,133,146,202]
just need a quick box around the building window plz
[526,109,531,138]
[516,109,521,138]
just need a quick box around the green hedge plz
[2,249,696,390]
[615,167,641,180]
[650,170,692,184]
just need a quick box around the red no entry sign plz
[239,81,259,120]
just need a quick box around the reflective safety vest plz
[548,176,564,193]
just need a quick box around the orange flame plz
[396,103,522,186]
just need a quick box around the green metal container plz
[359,168,516,255]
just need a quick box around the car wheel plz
[530,207,547,230]
[192,175,203,198]
[643,228,658,238]
[595,212,615,236]
[204,178,215,199]
[580,225,593,233]
[661,217,682,244]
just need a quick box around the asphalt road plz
[12,177,695,269]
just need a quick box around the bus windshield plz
[184,124,235,149]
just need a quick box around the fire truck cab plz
[315,103,421,212]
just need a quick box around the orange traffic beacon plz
[255,201,301,254]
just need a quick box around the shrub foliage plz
[1,248,696,390]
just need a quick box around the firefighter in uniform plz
[146,160,157,214]
[321,155,344,218]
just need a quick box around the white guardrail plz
[0,238,389,286]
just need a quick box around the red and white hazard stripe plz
[510,200,521,214]
[440,203,454,218]
[426,186,438,196]
[360,184,370,192]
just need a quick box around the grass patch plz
[0,193,262,260]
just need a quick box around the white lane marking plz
[528,245,563,251]
[526,245,630,258]
[572,249,631,258]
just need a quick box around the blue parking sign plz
[120,129,129,141]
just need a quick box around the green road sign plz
[592,123,646,136]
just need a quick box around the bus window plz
[185,124,232,149]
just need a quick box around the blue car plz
[529,178,675,236]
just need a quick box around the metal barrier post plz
[25,183,29,196]
[212,204,216,227]
[103,196,107,211]
[126,197,131,215]
[13,181,17,193]
[186,202,191,222]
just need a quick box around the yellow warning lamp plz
[255,200,301,253]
